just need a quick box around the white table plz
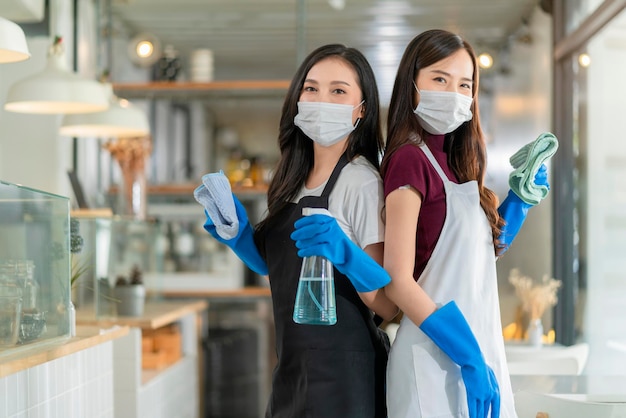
[505,342,589,375]
[511,375,626,418]
[511,374,626,395]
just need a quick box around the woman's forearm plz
[358,288,400,321]
[385,276,436,326]
[355,242,399,320]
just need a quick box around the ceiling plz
[108,0,544,101]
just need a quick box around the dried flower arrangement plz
[104,136,152,177]
[103,136,152,218]
[508,268,562,320]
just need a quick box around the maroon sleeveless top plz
[383,134,459,280]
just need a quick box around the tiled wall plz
[0,341,114,418]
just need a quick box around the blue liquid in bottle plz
[293,256,337,325]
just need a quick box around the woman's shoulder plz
[345,155,382,180]
[386,142,428,168]
[332,156,382,198]
[383,141,435,195]
[394,142,425,157]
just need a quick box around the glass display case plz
[0,180,71,353]
[71,216,161,318]
[142,189,266,291]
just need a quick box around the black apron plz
[256,154,389,418]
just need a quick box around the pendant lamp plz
[59,83,150,138]
[4,36,108,114]
[0,16,30,63]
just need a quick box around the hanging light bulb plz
[0,16,30,63]
[127,33,162,67]
[478,52,494,69]
[4,36,108,114]
[328,0,346,10]
[59,82,150,138]
[136,40,154,58]
[578,53,591,68]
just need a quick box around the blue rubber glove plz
[420,301,500,418]
[202,194,268,276]
[497,164,549,254]
[290,214,390,292]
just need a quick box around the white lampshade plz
[4,39,108,114]
[0,16,30,63]
[59,83,150,138]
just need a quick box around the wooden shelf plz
[112,79,291,100]
[162,286,271,299]
[108,183,267,196]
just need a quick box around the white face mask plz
[413,85,473,135]
[294,101,363,147]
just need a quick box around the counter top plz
[0,325,129,378]
[76,299,208,330]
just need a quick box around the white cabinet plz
[77,300,207,418]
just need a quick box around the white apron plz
[387,144,516,418]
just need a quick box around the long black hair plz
[257,43,383,231]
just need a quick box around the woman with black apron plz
[196,44,397,417]
[255,44,397,418]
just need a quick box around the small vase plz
[527,318,543,347]
[117,165,147,220]
[115,285,146,317]
[107,137,151,221]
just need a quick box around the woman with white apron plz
[381,30,549,418]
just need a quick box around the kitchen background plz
[1,0,626,406]
[0,0,553,323]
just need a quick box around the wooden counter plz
[0,325,129,378]
[76,299,208,330]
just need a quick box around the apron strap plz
[320,152,350,199]
[419,143,451,183]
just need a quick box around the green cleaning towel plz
[508,132,559,205]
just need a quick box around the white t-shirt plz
[292,156,384,249]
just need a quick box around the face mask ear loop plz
[354,100,365,128]
[412,82,422,113]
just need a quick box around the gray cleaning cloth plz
[193,171,239,240]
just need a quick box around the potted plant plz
[114,265,146,317]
